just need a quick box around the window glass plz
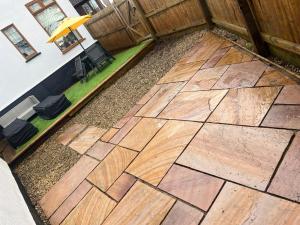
[82,3,94,15]
[89,0,100,11]
[42,0,54,5]
[29,2,42,12]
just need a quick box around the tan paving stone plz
[126,120,201,186]
[40,156,99,218]
[208,87,281,126]
[107,173,136,201]
[86,141,115,161]
[275,85,300,104]
[159,90,228,122]
[87,146,137,191]
[262,105,300,129]
[49,181,92,225]
[102,181,175,225]
[215,47,253,66]
[256,67,297,86]
[137,85,161,105]
[57,123,87,146]
[113,104,143,129]
[161,201,204,225]
[136,82,185,117]
[100,128,119,142]
[159,165,224,210]
[119,118,166,151]
[202,47,230,69]
[61,187,116,225]
[69,127,106,154]
[201,182,300,225]
[268,132,300,202]
[213,61,267,89]
[182,66,229,91]
[177,123,293,190]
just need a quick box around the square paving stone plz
[177,123,293,190]
[61,187,116,225]
[275,85,300,104]
[137,85,161,105]
[268,132,300,202]
[57,123,87,145]
[119,118,166,151]
[87,146,137,191]
[159,165,224,210]
[69,127,106,154]
[182,66,229,91]
[86,141,115,161]
[208,87,281,126]
[158,90,228,122]
[136,82,185,117]
[100,128,119,142]
[161,201,204,225]
[256,67,297,86]
[126,120,202,186]
[102,181,175,225]
[114,104,143,129]
[215,47,253,66]
[213,61,267,89]
[40,156,99,218]
[202,47,230,69]
[107,173,136,201]
[262,105,300,129]
[201,182,300,225]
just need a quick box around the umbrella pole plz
[68,27,85,53]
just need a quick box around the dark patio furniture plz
[2,119,38,149]
[33,94,71,120]
[72,56,87,82]
[85,43,114,71]
[0,125,3,139]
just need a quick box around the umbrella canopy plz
[47,15,92,43]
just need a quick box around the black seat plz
[85,43,114,71]
[72,56,87,81]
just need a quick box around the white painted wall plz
[0,0,96,111]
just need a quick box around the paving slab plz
[215,47,253,66]
[137,85,161,105]
[57,124,87,146]
[256,67,297,86]
[101,128,119,142]
[114,104,143,129]
[107,173,136,201]
[202,47,230,69]
[86,141,115,161]
[275,85,300,104]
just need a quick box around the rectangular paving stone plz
[102,181,175,225]
[262,105,300,129]
[182,66,229,91]
[159,165,224,210]
[202,47,230,69]
[126,120,202,186]
[136,82,185,117]
[114,104,143,129]
[87,146,137,191]
[256,66,297,86]
[86,141,115,161]
[208,87,281,126]
[215,47,253,66]
[158,90,228,122]
[40,156,99,218]
[110,117,142,145]
[69,127,106,154]
[57,124,87,146]
[201,182,300,225]
[49,181,92,225]
[161,201,204,225]
[275,85,300,104]
[177,123,293,190]
[137,85,161,105]
[268,132,300,202]
[213,61,267,89]
[61,187,116,225]
[107,173,136,201]
[100,128,119,142]
[119,118,166,151]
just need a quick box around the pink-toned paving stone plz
[177,123,293,190]
[114,104,143,129]
[137,85,161,105]
[201,182,300,225]
[57,123,87,145]
[126,120,202,186]
[268,132,300,202]
[161,201,204,225]
[158,90,228,122]
[159,165,224,210]
[182,66,229,91]
[215,47,253,66]
[202,47,230,69]
[208,87,281,126]
[136,82,185,117]
[86,141,115,161]
[262,105,300,129]
[100,128,119,142]
[110,117,142,145]
[107,173,137,201]
[87,146,137,191]
[69,126,106,154]
[49,181,92,225]
[119,118,166,151]
[61,187,116,225]
[275,85,300,104]
[256,66,297,86]
[40,156,99,218]
[213,61,267,89]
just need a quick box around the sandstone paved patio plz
[40,32,300,225]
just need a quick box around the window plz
[26,0,83,53]
[2,24,38,61]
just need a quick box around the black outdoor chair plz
[85,43,114,71]
[72,56,87,82]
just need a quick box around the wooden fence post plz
[236,0,269,56]
[130,0,157,40]
[197,0,213,29]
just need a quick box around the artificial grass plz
[16,40,151,153]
